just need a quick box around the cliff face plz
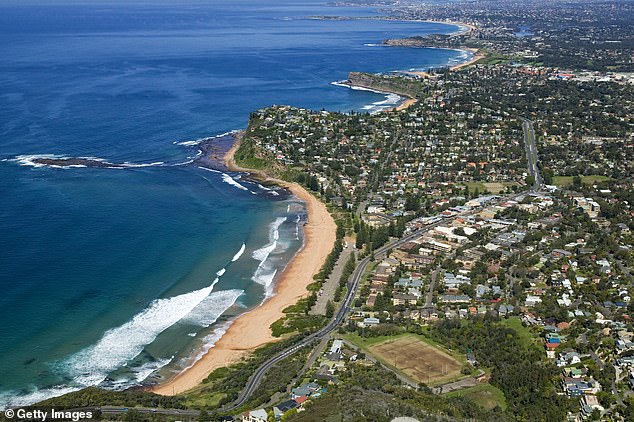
[347,72,419,99]
[383,37,428,47]
[347,72,384,89]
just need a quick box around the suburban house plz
[242,409,268,422]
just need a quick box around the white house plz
[242,409,268,422]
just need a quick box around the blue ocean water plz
[0,0,468,407]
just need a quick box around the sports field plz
[368,335,462,384]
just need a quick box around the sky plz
[1,0,216,5]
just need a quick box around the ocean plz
[0,0,468,408]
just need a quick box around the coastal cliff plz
[383,36,434,48]
[346,71,422,99]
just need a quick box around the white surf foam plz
[251,217,288,296]
[332,80,396,96]
[131,357,174,383]
[331,81,404,114]
[11,154,164,169]
[175,140,202,146]
[0,386,81,411]
[216,268,226,277]
[121,161,164,168]
[232,243,246,262]
[61,278,223,386]
[257,269,277,289]
[12,154,81,168]
[183,320,234,371]
[182,289,243,327]
[198,167,252,192]
[173,130,240,146]
[331,81,349,88]
[198,166,221,173]
[252,217,286,264]
[221,173,249,191]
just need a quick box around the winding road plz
[221,193,526,411]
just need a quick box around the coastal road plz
[101,406,200,417]
[56,406,202,418]
[221,216,455,410]
[522,119,542,190]
[222,192,531,411]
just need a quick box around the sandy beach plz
[393,97,417,111]
[451,48,484,71]
[401,19,476,36]
[153,135,337,395]
[400,70,432,79]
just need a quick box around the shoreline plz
[406,19,476,36]
[335,81,418,112]
[450,48,484,71]
[152,134,337,395]
[394,47,483,74]
[152,18,477,395]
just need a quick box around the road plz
[222,193,527,410]
[609,253,632,278]
[522,119,542,190]
[222,215,462,410]
[424,265,441,309]
[72,406,201,418]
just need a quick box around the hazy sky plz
[1,0,216,5]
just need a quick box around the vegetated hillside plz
[347,72,424,99]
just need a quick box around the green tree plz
[326,300,335,318]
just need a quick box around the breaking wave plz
[61,280,221,386]
[232,243,246,262]
[173,130,239,146]
[221,173,249,191]
[331,81,405,114]
[251,217,287,295]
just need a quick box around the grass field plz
[552,175,613,186]
[499,317,534,348]
[483,182,512,194]
[183,390,225,408]
[462,181,487,193]
[444,384,507,410]
[344,333,464,385]
[461,182,514,194]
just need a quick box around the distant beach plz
[450,48,484,71]
[152,134,337,395]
